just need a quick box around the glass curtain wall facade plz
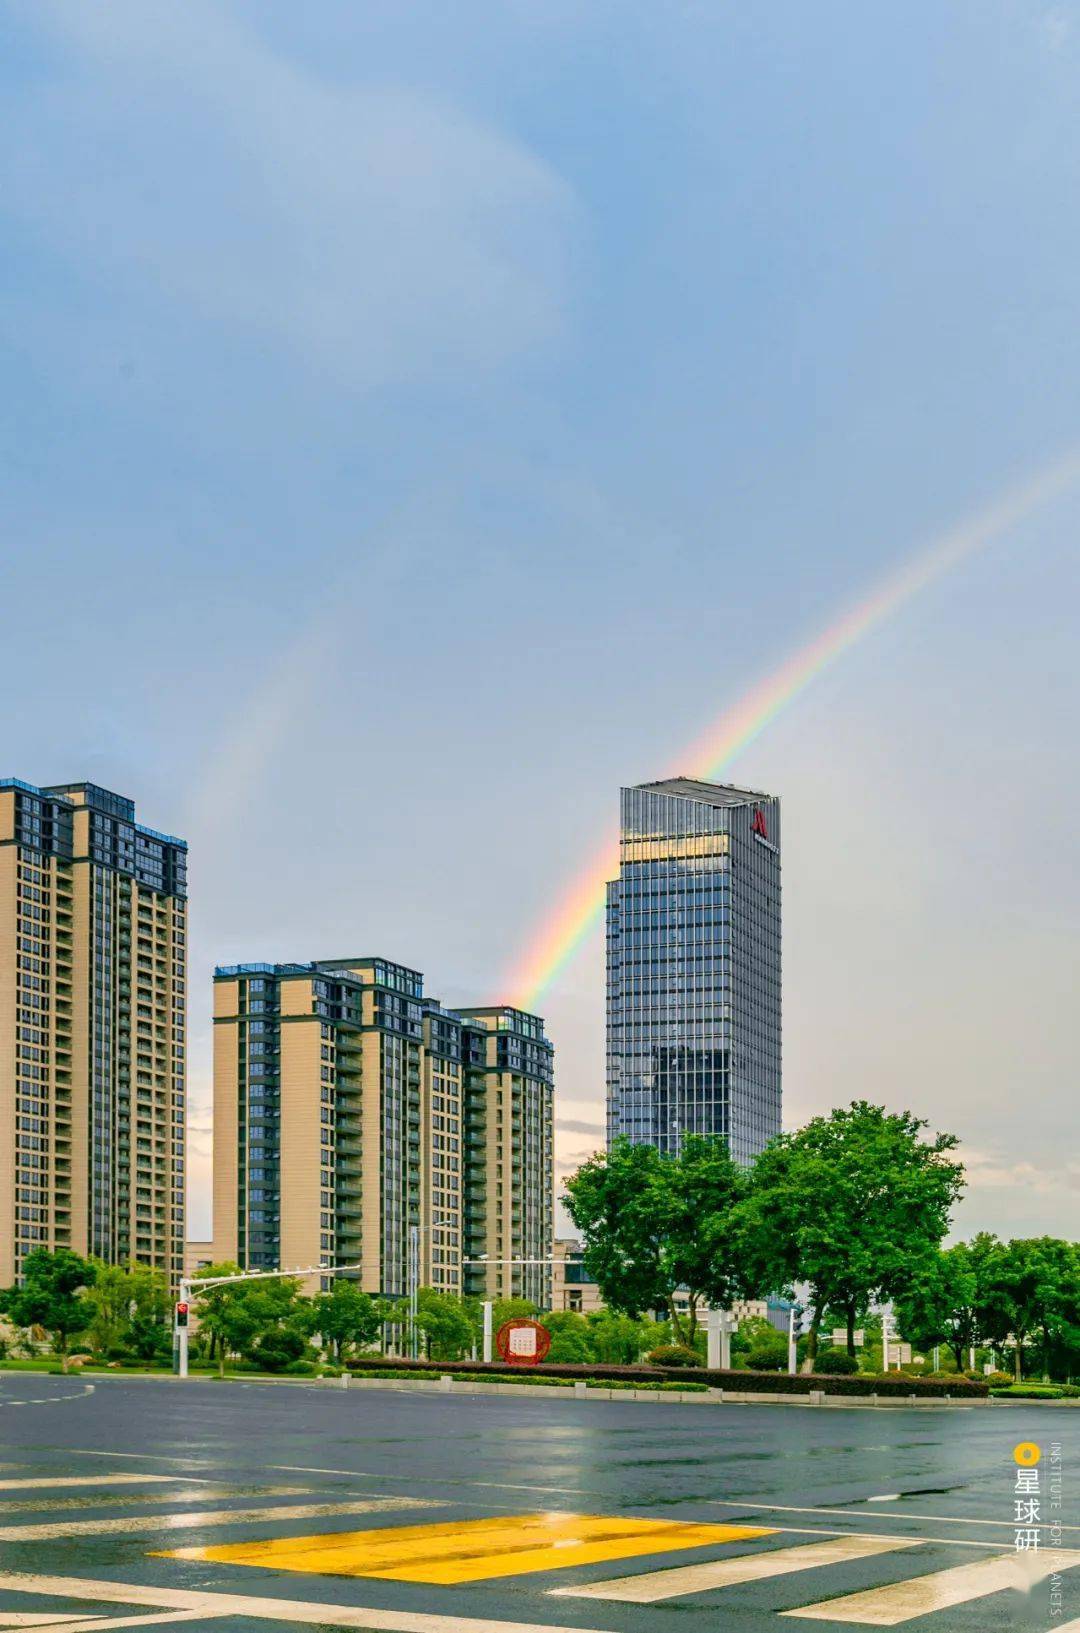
[606,778,780,1164]
[212,960,554,1304]
[0,779,187,1288]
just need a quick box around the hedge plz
[991,1384,1065,1400]
[345,1356,987,1397]
[347,1369,707,1392]
[346,1357,668,1382]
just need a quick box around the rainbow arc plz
[504,446,1080,1012]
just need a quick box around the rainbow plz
[505,446,1080,1012]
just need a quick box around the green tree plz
[893,1239,990,1371]
[742,1102,964,1364]
[299,1282,387,1363]
[490,1297,538,1330]
[191,1264,302,1377]
[564,1135,749,1344]
[586,1310,656,1365]
[538,1310,593,1362]
[412,1289,475,1361]
[978,1238,1080,1382]
[84,1261,171,1357]
[0,1248,97,1372]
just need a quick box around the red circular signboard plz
[495,1318,551,1367]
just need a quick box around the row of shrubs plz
[990,1382,1080,1400]
[345,1356,988,1396]
[347,1369,709,1392]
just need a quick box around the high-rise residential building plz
[0,779,187,1288]
[212,959,554,1307]
[606,777,780,1164]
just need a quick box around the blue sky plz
[2,1,1078,1240]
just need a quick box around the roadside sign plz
[495,1319,551,1367]
[832,1329,864,1348]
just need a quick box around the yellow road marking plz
[785,1548,1080,1624]
[553,1533,921,1601]
[163,1512,772,1584]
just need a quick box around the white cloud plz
[5,0,576,387]
[962,1145,1080,1198]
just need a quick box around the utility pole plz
[176,1261,364,1380]
[408,1225,420,1360]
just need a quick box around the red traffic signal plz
[175,1301,189,1328]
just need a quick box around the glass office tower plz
[606,778,781,1164]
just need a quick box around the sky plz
[2,1,1078,1246]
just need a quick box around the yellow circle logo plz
[1014,1442,1041,1466]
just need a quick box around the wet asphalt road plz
[0,1372,1076,1632]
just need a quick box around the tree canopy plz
[740,1102,964,1359]
[564,1133,749,1342]
[0,1248,97,1370]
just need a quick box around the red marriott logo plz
[751,807,768,838]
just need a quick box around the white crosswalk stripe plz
[552,1533,921,1601]
[0,1477,178,1493]
[0,1496,438,1543]
[0,1573,614,1633]
[0,1486,304,1515]
[3,1616,204,1631]
[785,1547,1080,1624]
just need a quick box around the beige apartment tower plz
[0,780,187,1289]
[212,959,554,1306]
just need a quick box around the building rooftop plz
[0,777,187,848]
[633,776,775,808]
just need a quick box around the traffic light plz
[175,1301,189,1329]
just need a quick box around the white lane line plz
[0,1573,615,1633]
[0,1389,94,1408]
[0,1496,438,1542]
[553,1534,922,1602]
[785,1548,1080,1624]
[703,1497,1080,1533]
[271,1465,601,1499]
[0,1478,176,1494]
[68,1453,609,1503]
[0,1486,307,1514]
[65,1455,213,1470]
